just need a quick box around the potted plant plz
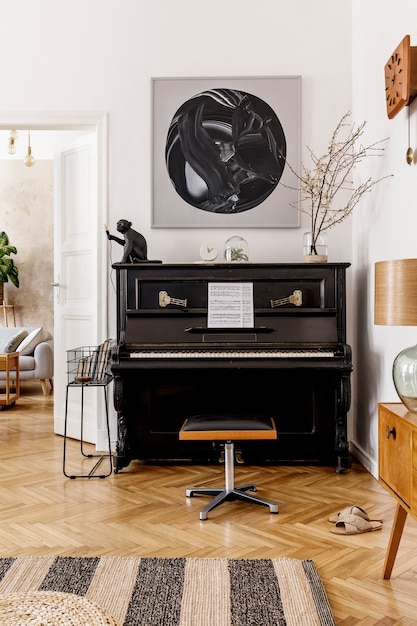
[282,111,392,261]
[0,231,19,303]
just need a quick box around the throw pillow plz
[1,329,29,353]
[17,327,46,356]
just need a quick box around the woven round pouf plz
[0,591,120,625]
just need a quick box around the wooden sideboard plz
[378,402,417,578]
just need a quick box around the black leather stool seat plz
[179,414,279,520]
[180,414,276,438]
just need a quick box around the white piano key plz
[130,349,335,359]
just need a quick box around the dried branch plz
[281,111,393,253]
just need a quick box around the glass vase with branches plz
[282,111,392,256]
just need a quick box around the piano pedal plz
[213,442,225,464]
[218,449,244,464]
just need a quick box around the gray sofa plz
[0,326,53,396]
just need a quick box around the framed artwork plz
[152,76,301,228]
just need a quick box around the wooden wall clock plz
[385,35,417,119]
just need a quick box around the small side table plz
[63,377,113,478]
[63,342,114,478]
[0,352,20,408]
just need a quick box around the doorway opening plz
[0,112,108,447]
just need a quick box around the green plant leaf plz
[0,231,10,247]
[0,245,17,259]
[0,231,19,287]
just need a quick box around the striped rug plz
[0,556,335,626]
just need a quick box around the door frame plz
[0,111,109,442]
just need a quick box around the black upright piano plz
[111,262,352,472]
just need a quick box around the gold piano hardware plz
[270,290,302,308]
[159,290,188,308]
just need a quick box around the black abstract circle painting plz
[165,88,286,214]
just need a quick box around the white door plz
[53,132,108,446]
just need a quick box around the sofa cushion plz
[17,327,47,356]
[1,329,28,353]
[0,327,26,351]
[18,356,36,371]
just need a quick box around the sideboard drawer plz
[378,404,412,507]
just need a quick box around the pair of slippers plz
[328,505,383,535]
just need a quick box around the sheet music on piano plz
[207,282,254,328]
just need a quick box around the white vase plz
[303,232,328,263]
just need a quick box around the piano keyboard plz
[129,349,336,359]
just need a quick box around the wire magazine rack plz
[63,340,115,479]
[66,340,115,387]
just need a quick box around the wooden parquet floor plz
[1,382,417,624]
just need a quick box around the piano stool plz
[179,414,279,520]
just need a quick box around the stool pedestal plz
[186,442,279,520]
[180,414,279,520]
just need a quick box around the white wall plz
[2,0,354,312]
[351,0,417,474]
[1,0,353,268]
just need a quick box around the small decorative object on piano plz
[303,232,328,263]
[104,220,161,264]
[224,236,249,262]
[67,340,115,385]
[278,111,392,262]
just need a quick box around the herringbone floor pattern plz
[1,382,417,624]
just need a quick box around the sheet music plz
[207,282,254,328]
